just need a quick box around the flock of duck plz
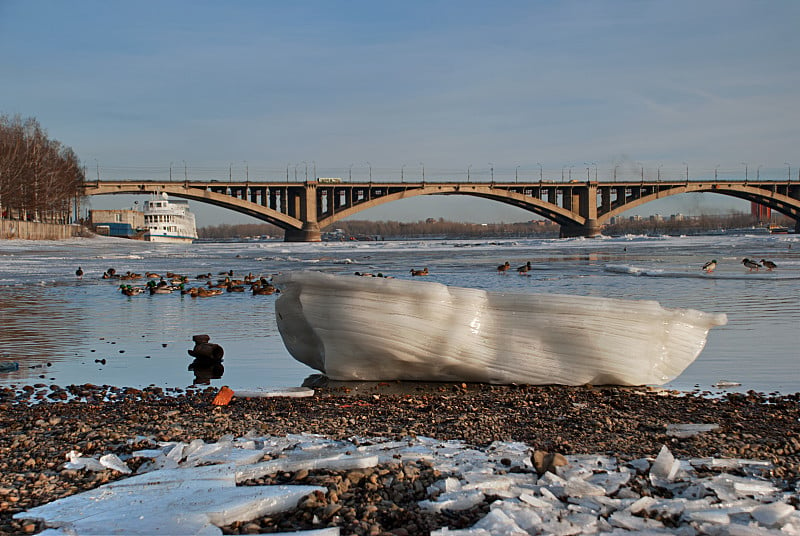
[75,267,279,297]
[701,258,778,273]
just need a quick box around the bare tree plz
[0,114,85,222]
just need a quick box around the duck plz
[410,267,429,276]
[252,283,278,295]
[760,259,777,271]
[497,261,511,273]
[701,260,717,273]
[517,261,532,274]
[226,282,246,292]
[119,284,143,296]
[75,266,83,278]
[190,287,223,297]
[742,258,761,271]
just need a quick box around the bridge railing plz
[87,164,800,184]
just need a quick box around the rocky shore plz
[1,382,799,535]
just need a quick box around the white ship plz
[142,192,198,243]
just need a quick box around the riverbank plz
[1,382,798,534]
[0,220,89,240]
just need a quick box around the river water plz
[0,233,798,394]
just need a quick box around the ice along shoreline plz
[2,382,799,534]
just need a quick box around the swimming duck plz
[75,267,83,278]
[410,267,429,276]
[252,283,278,295]
[191,287,223,297]
[497,261,511,273]
[701,260,717,273]
[760,259,777,271]
[517,261,532,274]
[119,284,143,296]
[742,258,761,271]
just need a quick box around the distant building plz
[89,209,144,238]
[751,202,770,222]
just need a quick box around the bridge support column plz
[559,219,601,238]
[284,222,321,242]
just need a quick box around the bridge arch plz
[318,184,584,229]
[82,182,303,230]
[599,183,800,226]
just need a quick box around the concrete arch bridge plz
[83,179,800,241]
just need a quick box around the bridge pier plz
[559,219,601,238]
[284,222,321,242]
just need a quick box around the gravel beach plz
[1,381,799,535]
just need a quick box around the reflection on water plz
[188,359,224,385]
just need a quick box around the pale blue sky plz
[2,1,798,225]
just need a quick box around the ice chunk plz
[64,451,105,471]
[470,508,527,535]
[99,453,131,474]
[666,423,719,438]
[706,473,778,501]
[750,501,795,527]
[420,490,485,513]
[650,445,681,482]
[608,511,666,531]
[274,271,727,386]
[16,460,324,535]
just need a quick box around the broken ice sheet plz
[16,433,800,535]
[666,423,719,438]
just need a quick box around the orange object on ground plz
[212,386,234,406]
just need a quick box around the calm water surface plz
[1,234,798,394]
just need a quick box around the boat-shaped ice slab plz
[274,271,727,386]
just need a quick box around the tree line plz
[198,212,792,240]
[0,115,85,223]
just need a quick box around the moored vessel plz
[142,193,198,243]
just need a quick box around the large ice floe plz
[274,271,728,386]
[15,433,799,535]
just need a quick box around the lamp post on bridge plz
[94,159,99,181]
[657,164,662,182]
[420,163,425,182]
[401,164,405,183]
[229,163,232,183]
[286,163,290,182]
[741,162,748,183]
[537,162,542,182]
[561,165,566,182]
[489,163,494,183]
[245,161,249,182]
[715,165,720,181]
[467,164,471,182]
[785,162,791,181]
[294,164,299,181]
[613,164,619,181]
[303,161,308,181]
[568,165,573,181]
[515,165,519,183]
[170,162,173,182]
[366,162,372,182]
[183,160,187,181]
[756,165,761,181]
[349,164,353,181]
[683,162,689,181]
